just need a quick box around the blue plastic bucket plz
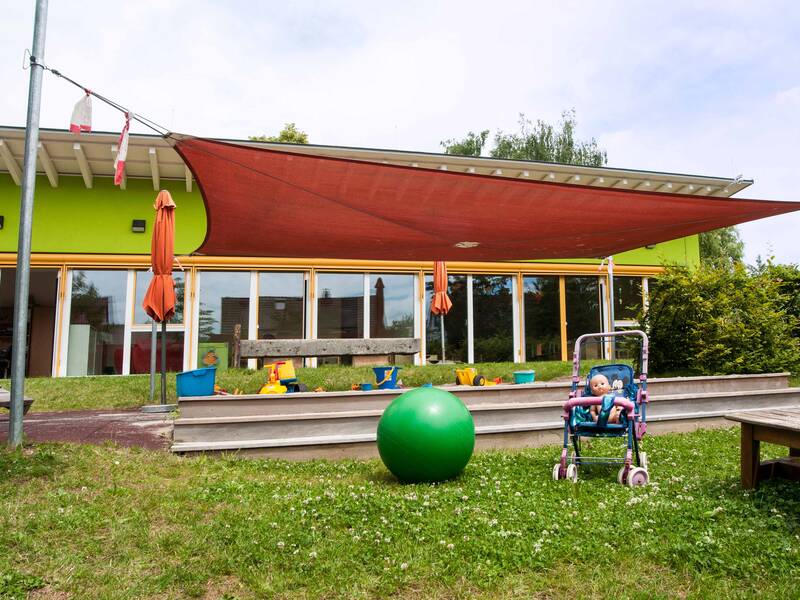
[513,370,535,384]
[373,366,401,389]
[361,383,373,391]
[176,367,217,397]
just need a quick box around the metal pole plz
[607,255,616,360]
[440,314,445,363]
[9,0,48,448]
[149,320,157,401]
[160,320,167,404]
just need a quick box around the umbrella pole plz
[440,314,446,363]
[149,320,157,402]
[160,320,167,405]
[607,256,616,360]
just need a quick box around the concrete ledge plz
[177,373,792,419]
[171,374,799,459]
[239,337,421,358]
[171,416,740,460]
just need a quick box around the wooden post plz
[740,423,760,489]
[232,323,241,368]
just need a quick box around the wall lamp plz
[131,219,146,233]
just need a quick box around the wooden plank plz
[757,457,800,483]
[752,425,800,448]
[726,409,800,431]
[741,423,760,489]
[239,337,421,358]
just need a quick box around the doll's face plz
[590,374,611,396]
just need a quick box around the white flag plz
[69,93,92,134]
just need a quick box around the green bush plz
[751,261,800,338]
[640,264,800,375]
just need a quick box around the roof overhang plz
[0,126,753,197]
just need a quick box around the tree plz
[698,227,744,268]
[249,122,309,144]
[440,130,489,157]
[441,109,606,166]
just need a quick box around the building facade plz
[1,127,749,377]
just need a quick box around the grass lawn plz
[1,428,798,599]
[2,360,616,413]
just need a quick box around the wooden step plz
[176,372,791,419]
[172,386,800,450]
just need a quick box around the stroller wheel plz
[617,466,628,486]
[565,464,578,483]
[626,467,649,487]
[638,451,648,469]
[552,463,563,481]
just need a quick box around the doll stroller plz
[552,330,650,486]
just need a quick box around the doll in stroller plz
[552,330,650,486]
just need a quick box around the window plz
[472,275,514,362]
[0,268,59,377]
[258,272,305,339]
[129,331,185,374]
[565,276,602,360]
[523,276,561,361]
[317,273,364,339]
[134,270,185,324]
[425,274,467,363]
[66,270,127,375]
[370,274,414,338]
[613,276,643,323]
[197,271,251,368]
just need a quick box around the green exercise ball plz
[377,387,475,483]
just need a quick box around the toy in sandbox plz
[553,330,650,486]
[258,360,308,395]
[373,365,401,390]
[454,367,501,386]
[377,386,475,483]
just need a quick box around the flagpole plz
[9,0,49,448]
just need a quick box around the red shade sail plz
[172,136,800,261]
[142,190,176,323]
[431,261,452,315]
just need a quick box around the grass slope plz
[1,428,798,599]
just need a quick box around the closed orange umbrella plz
[142,190,177,322]
[431,261,452,316]
[142,190,176,406]
[431,261,452,363]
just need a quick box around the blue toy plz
[553,330,650,486]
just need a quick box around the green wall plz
[0,173,698,265]
[533,236,700,268]
[0,174,206,254]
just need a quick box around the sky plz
[2,1,799,265]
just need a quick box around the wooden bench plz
[0,388,34,415]
[725,409,800,489]
[234,335,421,367]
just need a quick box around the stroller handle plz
[571,330,649,381]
